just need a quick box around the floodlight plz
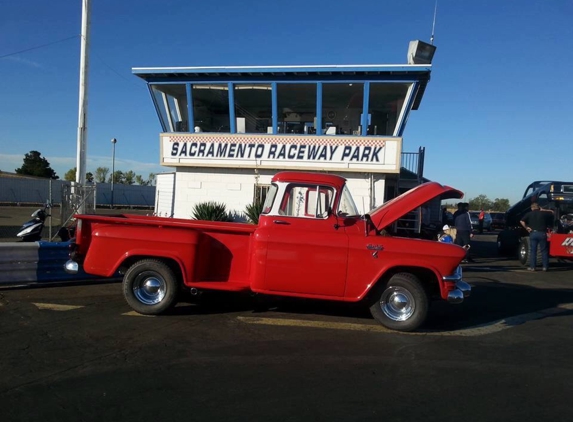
[407,40,436,65]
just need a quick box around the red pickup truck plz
[65,171,470,331]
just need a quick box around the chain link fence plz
[59,183,97,232]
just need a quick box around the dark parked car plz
[490,212,505,230]
[469,212,492,232]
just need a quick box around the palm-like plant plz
[191,201,233,221]
[244,201,264,224]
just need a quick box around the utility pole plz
[111,138,117,208]
[75,0,91,213]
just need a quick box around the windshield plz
[338,185,360,217]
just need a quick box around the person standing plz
[520,203,555,271]
[478,209,485,234]
[452,202,464,223]
[454,202,473,262]
[442,207,448,224]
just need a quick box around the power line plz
[0,35,80,60]
[1,33,146,91]
[91,48,148,91]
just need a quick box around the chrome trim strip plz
[443,265,463,282]
[456,280,472,298]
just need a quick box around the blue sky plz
[0,0,571,204]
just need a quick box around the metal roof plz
[132,64,431,76]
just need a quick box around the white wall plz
[167,167,388,220]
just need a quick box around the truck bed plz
[74,214,258,287]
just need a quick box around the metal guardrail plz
[0,241,112,286]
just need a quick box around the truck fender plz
[113,250,188,284]
[357,262,444,302]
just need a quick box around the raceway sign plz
[160,133,401,173]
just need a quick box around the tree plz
[147,173,156,186]
[135,175,148,186]
[94,167,109,183]
[491,198,511,212]
[64,168,95,183]
[64,167,76,181]
[15,150,58,179]
[108,170,124,184]
[468,195,492,211]
[467,195,511,211]
[124,170,136,185]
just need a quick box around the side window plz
[279,185,334,218]
[537,192,549,207]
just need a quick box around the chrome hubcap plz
[134,274,166,305]
[380,286,415,321]
[519,244,527,261]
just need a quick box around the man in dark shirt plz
[452,202,464,222]
[520,203,555,271]
[454,202,473,262]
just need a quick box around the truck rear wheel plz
[369,273,429,332]
[123,259,179,315]
[519,237,543,267]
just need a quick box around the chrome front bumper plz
[446,281,472,304]
[443,266,471,304]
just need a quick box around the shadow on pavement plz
[166,279,573,333]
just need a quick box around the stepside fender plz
[82,224,201,281]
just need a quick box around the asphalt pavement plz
[1,233,572,422]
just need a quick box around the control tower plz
[133,42,435,218]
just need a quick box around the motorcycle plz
[16,204,50,242]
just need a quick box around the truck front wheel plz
[369,273,429,332]
[519,238,530,266]
[123,259,179,315]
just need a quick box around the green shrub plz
[191,201,233,222]
[244,201,264,224]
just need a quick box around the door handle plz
[273,220,289,225]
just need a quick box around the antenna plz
[430,0,438,45]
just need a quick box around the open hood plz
[368,182,463,231]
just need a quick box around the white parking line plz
[447,303,573,337]
[32,303,84,312]
[122,311,155,317]
[237,316,394,333]
[237,303,573,336]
